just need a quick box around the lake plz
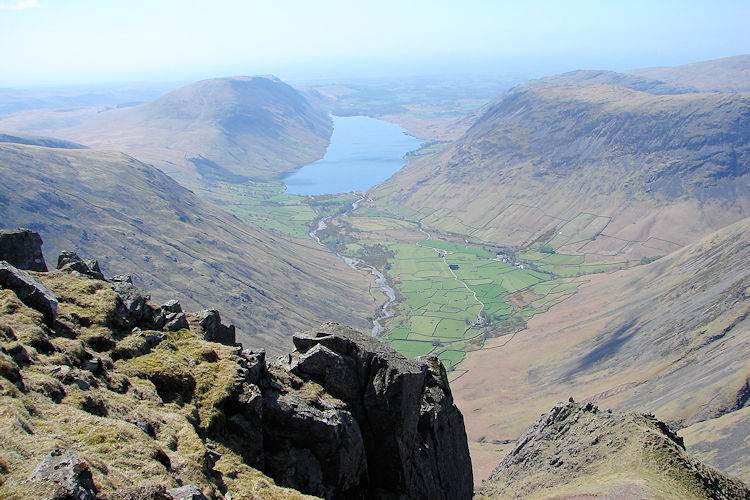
[283,115,423,195]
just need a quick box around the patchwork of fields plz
[201,176,637,372]
[337,213,626,370]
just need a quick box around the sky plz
[1,0,750,87]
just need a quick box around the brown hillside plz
[0,140,374,353]
[373,84,750,261]
[453,218,750,483]
[0,76,332,186]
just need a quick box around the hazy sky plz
[2,0,749,87]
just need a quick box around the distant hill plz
[0,139,374,352]
[510,68,691,94]
[454,217,750,482]
[373,80,750,261]
[0,76,332,185]
[0,132,87,150]
[511,54,750,94]
[627,54,750,92]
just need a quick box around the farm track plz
[417,228,486,326]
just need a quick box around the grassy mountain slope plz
[0,271,314,499]
[2,76,332,185]
[476,401,749,499]
[372,83,750,261]
[0,140,374,352]
[453,217,750,481]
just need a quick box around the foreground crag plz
[0,231,472,499]
[477,401,750,499]
[272,323,473,498]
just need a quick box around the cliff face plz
[0,231,472,499]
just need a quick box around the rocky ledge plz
[0,230,472,499]
[477,400,750,499]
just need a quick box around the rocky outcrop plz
[0,239,473,499]
[256,322,473,499]
[0,261,57,326]
[27,448,97,499]
[0,228,48,271]
[188,309,236,346]
[477,401,750,499]
[165,484,208,500]
[57,251,105,281]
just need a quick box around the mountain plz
[510,54,750,95]
[454,217,750,481]
[0,76,332,185]
[0,137,374,352]
[627,54,750,93]
[476,401,750,499]
[372,74,750,261]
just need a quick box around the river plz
[308,201,397,338]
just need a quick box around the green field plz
[195,180,356,238]
[192,170,622,373]
[370,238,580,366]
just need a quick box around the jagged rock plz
[112,279,154,329]
[83,357,102,373]
[0,261,58,326]
[0,228,47,271]
[161,299,182,314]
[262,391,367,499]
[189,309,236,346]
[143,331,167,348]
[165,312,189,332]
[27,448,97,499]
[57,251,105,280]
[240,349,265,384]
[477,401,750,499]
[261,322,473,499]
[165,484,207,500]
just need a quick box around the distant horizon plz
[1,51,748,93]
[1,0,748,88]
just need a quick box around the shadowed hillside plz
[0,139,374,352]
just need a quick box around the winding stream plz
[309,201,397,337]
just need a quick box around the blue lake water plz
[283,115,423,196]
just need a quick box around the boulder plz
[0,261,58,326]
[165,484,207,500]
[57,251,105,280]
[27,448,97,499]
[161,299,182,314]
[112,278,154,329]
[189,309,236,346]
[0,228,47,271]
[262,390,367,499]
[165,312,189,332]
